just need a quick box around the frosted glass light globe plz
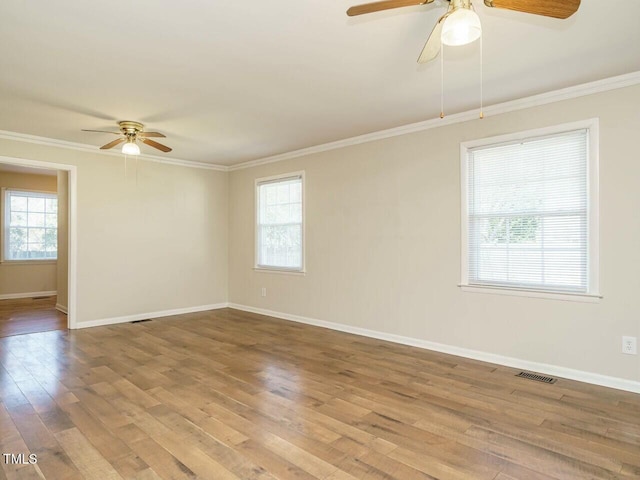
[122,141,140,155]
[441,8,482,46]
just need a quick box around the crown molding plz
[228,70,640,172]
[2,71,639,173]
[0,130,228,172]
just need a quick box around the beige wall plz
[57,170,69,311]
[0,171,58,297]
[229,84,640,384]
[0,143,228,324]
[1,83,637,386]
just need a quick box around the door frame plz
[0,155,78,329]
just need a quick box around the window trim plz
[1,187,59,263]
[459,119,600,301]
[254,171,306,274]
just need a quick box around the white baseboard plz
[55,304,68,314]
[0,291,57,301]
[75,303,228,329]
[228,303,640,394]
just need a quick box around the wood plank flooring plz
[0,307,638,479]
[0,296,67,338]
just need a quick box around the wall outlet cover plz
[622,336,637,355]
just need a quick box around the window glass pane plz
[28,228,45,244]
[276,184,289,204]
[257,176,303,269]
[260,224,302,269]
[45,198,57,213]
[11,212,27,227]
[275,205,290,223]
[44,228,57,247]
[543,251,584,288]
[9,227,27,254]
[467,130,588,293]
[290,182,302,202]
[10,195,28,212]
[475,245,508,282]
[28,212,45,227]
[266,186,277,205]
[28,197,45,212]
[290,203,302,223]
[28,243,45,256]
[5,191,58,260]
[45,213,57,228]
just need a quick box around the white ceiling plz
[1,0,639,167]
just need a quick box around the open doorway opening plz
[0,156,76,336]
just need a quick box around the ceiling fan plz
[82,121,172,155]
[347,0,580,63]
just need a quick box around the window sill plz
[459,284,602,303]
[1,260,57,266]
[253,267,306,276]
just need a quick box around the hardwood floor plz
[0,296,67,338]
[0,307,638,479]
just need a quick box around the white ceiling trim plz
[1,71,639,173]
[0,130,228,171]
[228,70,640,172]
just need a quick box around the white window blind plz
[256,175,303,270]
[3,189,58,261]
[466,129,589,293]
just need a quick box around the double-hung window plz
[461,120,599,299]
[2,189,58,261]
[255,173,304,272]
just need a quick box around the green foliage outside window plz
[484,216,539,244]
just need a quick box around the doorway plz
[0,156,77,333]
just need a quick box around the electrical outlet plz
[261,287,267,297]
[622,336,637,355]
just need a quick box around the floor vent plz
[515,371,557,384]
[32,296,51,300]
[131,319,151,324]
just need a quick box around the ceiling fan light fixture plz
[441,7,481,46]
[122,140,140,156]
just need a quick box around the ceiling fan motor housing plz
[118,121,144,135]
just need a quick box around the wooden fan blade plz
[100,138,125,150]
[142,138,172,153]
[484,0,580,19]
[138,132,166,138]
[417,9,451,64]
[347,0,432,16]
[82,129,121,135]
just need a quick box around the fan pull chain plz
[479,34,484,119]
[440,44,445,119]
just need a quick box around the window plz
[461,120,599,299]
[2,189,58,261]
[255,173,304,271]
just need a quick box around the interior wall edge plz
[228,303,640,394]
